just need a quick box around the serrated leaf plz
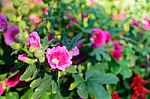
[31,73,52,99]
[20,64,38,81]
[90,47,111,61]
[30,78,42,89]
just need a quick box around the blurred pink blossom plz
[111,50,123,61]
[90,28,106,48]
[3,25,19,46]
[143,16,150,30]
[112,41,124,51]
[18,54,29,63]
[29,15,41,25]
[105,31,112,42]
[5,71,22,87]
[112,11,126,21]
[131,18,139,27]
[70,47,79,56]
[42,8,48,15]
[34,0,42,4]
[111,41,124,61]
[27,32,41,49]
[0,15,8,32]
[46,46,72,71]
[0,84,4,96]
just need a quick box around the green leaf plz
[90,47,111,61]
[6,92,19,99]
[20,64,39,81]
[77,82,88,99]
[65,66,77,73]
[30,78,42,89]
[86,69,118,84]
[68,32,83,50]
[0,96,6,99]
[88,82,111,99]
[31,73,52,99]
[21,89,34,99]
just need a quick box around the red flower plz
[130,73,150,99]
[111,91,121,99]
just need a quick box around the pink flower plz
[29,15,41,24]
[68,13,78,24]
[131,18,139,27]
[112,11,126,21]
[90,0,97,4]
[111,41,124,61]
[90,28,106,48]
[70,47,79,56]
[27,32,41,49]
[34,0,42,4]
[3,25,19,46]
[105,31,111,42]
[0,15,8,32]
[18,54,29,62]
[143,16,150,30]
[42,8,48,15]
[5,71,22,87]
[111,50,123,61]
[46,46,72,71]
[113,41,124,51]
[0,84,4,96]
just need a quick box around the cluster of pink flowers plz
[90,28,123,61]
[17,31,80,71]
[111,41,124,61]
[90,28,111,48]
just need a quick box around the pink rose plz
[0,84,4,96]
[70,47,79,56]
[90,28,106,48]
[27,32,41,49]
[5,71,22,87]
[46,46,72,71]
[29,15,41,25]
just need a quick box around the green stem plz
[21,47,33,57]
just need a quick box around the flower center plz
[52,58,59,64]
